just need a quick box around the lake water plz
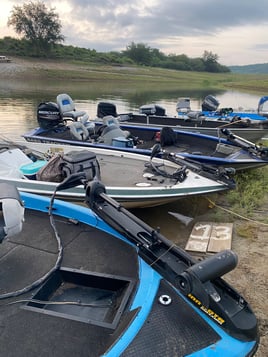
[0,79,264,141]
[0,82,264,241]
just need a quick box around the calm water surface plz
[0,81,264,240]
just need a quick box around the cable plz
[3,298,112,308]
[0,187,63,300]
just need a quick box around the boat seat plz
[97,115,130,144]
[56,93,89,122]
[69,121,89,140]
[102,115,120,126]
[99,124,130,145]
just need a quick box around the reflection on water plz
[0,81,263,141]
[0,81,264,243]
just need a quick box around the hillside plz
[229,63,268,74]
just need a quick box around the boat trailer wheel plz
[158,294,172,306]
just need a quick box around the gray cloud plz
[59,1,268,52]
[5,0,268,64]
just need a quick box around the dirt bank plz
[0,57,80,79]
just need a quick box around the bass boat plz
[0,179,259,356]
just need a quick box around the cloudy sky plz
[1,0,268,66]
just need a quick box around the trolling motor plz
[85,180,257,342]
[150,143,236,189]
[0,183,25,243]
[221,128,268,158]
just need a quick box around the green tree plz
[124,42,154,65]
[7,1,64,56]
[202,50,219,72]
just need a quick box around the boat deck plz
[0,209,138,356]
[97,153,180,187]
[0,207,220,356]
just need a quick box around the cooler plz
[112,137,134,148]
[20,160,47,179]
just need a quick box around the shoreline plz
[1,56,268,94]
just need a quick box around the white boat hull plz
[0,141,231,208]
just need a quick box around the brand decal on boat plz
[188,293,225,325]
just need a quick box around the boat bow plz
[85,180,258,343]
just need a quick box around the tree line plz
[0,1,230,73]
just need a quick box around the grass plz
[206,163,268,231]
[226,165,268,216]
[12,57,268,94]
[235,222,259,240]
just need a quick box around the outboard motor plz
[0,183,25,243]
[97,102,118,118]
[176,97,191,112]
[37,102,63,130]
[139,104,166,116]
[257,96,268,117]
[201,95,220,112]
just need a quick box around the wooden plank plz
[185,222,212,252]
[185,222,233,253]
[207,223,233,253]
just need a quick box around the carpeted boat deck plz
[0,209,219,356]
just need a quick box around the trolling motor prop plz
[0,183,25,243]
[176,250,238,303]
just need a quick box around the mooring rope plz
[206,197,268,227]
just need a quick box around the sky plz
[1,0,268,66]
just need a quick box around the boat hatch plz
[23,267,135,329]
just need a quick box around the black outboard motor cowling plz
[139,104,166,116]
[201,95,220,112]
[97,102,118,118]
[37,102,62,130]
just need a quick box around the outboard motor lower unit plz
[37,102,62,130]
[201,95,220,112]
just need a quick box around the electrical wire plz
[0,187,63,300]
[3,298,112,308]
